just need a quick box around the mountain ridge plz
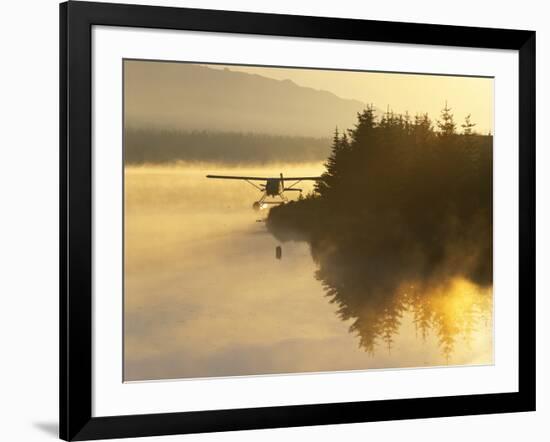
[124,61,366,137]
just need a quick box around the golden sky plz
[209,64,494,135]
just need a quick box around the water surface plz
[124,163,492,381]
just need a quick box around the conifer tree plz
[461,114,476,135]
[403,111,411,133]
[437,101,456,136]
[349,104,376,144]
[316,127,344,196]
[413,113,432,144]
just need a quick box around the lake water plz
[124,162,493,381]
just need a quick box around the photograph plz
[123,59,494,382]
[0,0,541,440]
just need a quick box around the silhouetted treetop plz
[437,101,457,136]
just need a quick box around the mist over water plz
[124,162,492,381]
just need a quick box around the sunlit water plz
[124,162,493,381]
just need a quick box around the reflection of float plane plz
[206,173,323,210]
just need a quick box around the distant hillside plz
[124,129,331,164]
[124,61,365,137]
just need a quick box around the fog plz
[124,129,331,165]
[124,162,492,381]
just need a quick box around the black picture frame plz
[60,1,536,440]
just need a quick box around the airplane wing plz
[206,175,270,181]
[207,175,323,181]
[280,177,323,181]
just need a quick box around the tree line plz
[124,128,330,164]
[267,104,493,358]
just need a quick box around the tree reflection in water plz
[312,241,492,361]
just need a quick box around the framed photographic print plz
[60,1,536,440]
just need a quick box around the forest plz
[266,105,493,358]
[124,128,330,164]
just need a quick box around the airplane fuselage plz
[265,178,283,196]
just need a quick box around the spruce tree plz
[437,101,456,136]
[461,114,476,135]
[316,127,343,196]
[349,104,376,145]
